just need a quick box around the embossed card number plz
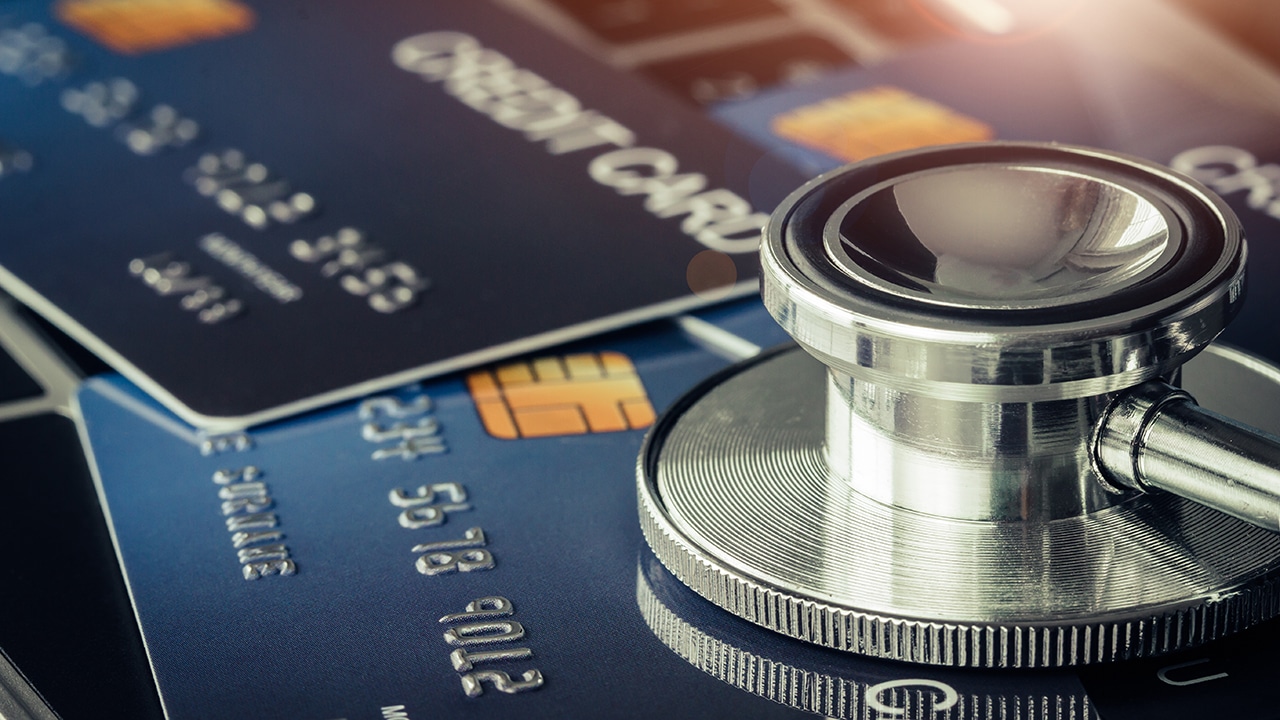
[439,597,544,698]
[0,2,801,434]
[5,17,432,323]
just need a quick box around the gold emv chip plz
[771,85,994,163]
[56,0,255,55]
[468,352,656,439]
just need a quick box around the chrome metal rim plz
[760,142,1245,399]
[638,344,1280,668]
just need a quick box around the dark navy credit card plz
[0,0,806,429]
[75,313,791,720]
[711,24,1280,179]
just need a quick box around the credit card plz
[710,4,1280,178]
[0,291,782,720]
[0,0,805,430]
[77,319,750,719]
[711,40,1101,178]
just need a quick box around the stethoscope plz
[639,142,1280,669]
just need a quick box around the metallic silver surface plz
[635,562,1095,720]
[449,647,534,672]
[825,369,1126,521]
[760,143,1245,402]
[823,165,1174,310]
[1097,379,1280,531]
[443,621,526,646]
[639,143,1280,667]
[639,344,1280,668]
[769,144,1260,523]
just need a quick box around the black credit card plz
[0,0,804,429]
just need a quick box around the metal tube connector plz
[1096,381,1280,531]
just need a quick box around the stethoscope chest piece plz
[639,143,1280,668]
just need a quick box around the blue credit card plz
[710,32,1280,179]
[0,0,805,430]
[710,39,1104,178]
[77,313,786,720]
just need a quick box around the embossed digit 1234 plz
[359,390,448,461]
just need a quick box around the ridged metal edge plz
[636,564,1093,720]
[638,469,1280,668]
